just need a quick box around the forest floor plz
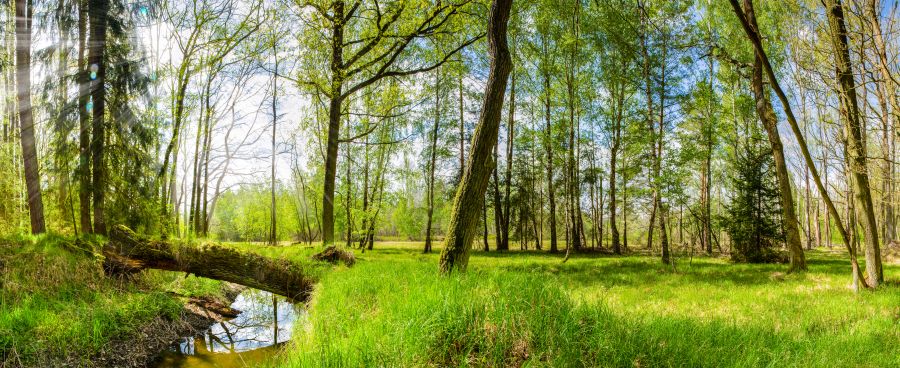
[240,242,900,368]
[2,236,898,367]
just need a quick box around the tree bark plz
[863,0,897,247]
[15,0,45,234]
[502,69,515,251]
[104,226,317,301]
[543,56,558,253]
[424,69,441,254]
[88,0,108,235]
[742,0,806,272]
[439,0,513,273]
[728,0,868,289]
[824,0,882,285]
[609,69,624,255]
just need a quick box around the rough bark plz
[743,0,806,272]
[439,0,513,273]
[729,0,868,289]
[88,0,108,235]
[863,0,897,247]
[502,69,515,251]
[824,0,882,285]
[16,0,46,234]
[104,226,318,301]
[609,71,623,255]
[103,225,316,300]
[543,60,558,253]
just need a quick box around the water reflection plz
[154,289,304,368]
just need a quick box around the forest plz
[1,0,899,366]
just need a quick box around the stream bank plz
[87,283,245,368]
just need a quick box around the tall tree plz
[424,68,441,254]
[823,0,882,285]
[15,0,46,234]
[742,0,806,271]
[728,0,868,289]
[298,0,479,246]
[76,0,92,234]
[87,0,110,234]
[440,0,513,274]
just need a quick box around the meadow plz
[250,242,900,367]
[2,236,898,367]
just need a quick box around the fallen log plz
[103,225,315,302]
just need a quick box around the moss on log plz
[103,225,315,302]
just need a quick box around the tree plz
[296,0,480,246]
[823,0,882,286]
[740,0,806,271]
[725,135,785,264]
[440,0,513,274]
[16,0,46,234]
[424,68,441,254]
[728,0,868,289]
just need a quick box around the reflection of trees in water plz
[174,289,304,355]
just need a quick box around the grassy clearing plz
[0,234,224,366]
[269,243,900,367]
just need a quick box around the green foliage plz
[722,136,787,264]
[212,183,300,242]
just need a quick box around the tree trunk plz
[424,69,441,254]
[104,226,317,301]
[88,0,108,235]
[543,65,558,253]
[863,0,897,247]
[16,0,45,234]
[321,0,346,247]
[743,0,806,272]
[609,72,623,255]
[492,145,504,250]
[728,0,868,289]
[824,0,882,286]
[502,69,515,251]
[268,44,279,244]
[439,0,513,274]
[459,74,466,174]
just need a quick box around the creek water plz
[152,289,305,368]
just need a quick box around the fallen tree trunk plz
[103,225,315,302]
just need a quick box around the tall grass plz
[0,234,216,366]
[276,247,900,367]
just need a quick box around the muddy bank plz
[86,284,245,368]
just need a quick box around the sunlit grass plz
[268,242,900,367]
[0,234,224,366]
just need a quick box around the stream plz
[152,289,305,368]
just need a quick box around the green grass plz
[0,234,224,366]
[268,243,900,367]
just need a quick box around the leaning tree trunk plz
[15,0,45,234]
[729,0,868,289]
[824,0,882,286]
[439,0,513,274]
[745,0,806,272]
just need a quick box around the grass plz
[266,242,900,367]
[2,233,896,367]
[0,234,225,366]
